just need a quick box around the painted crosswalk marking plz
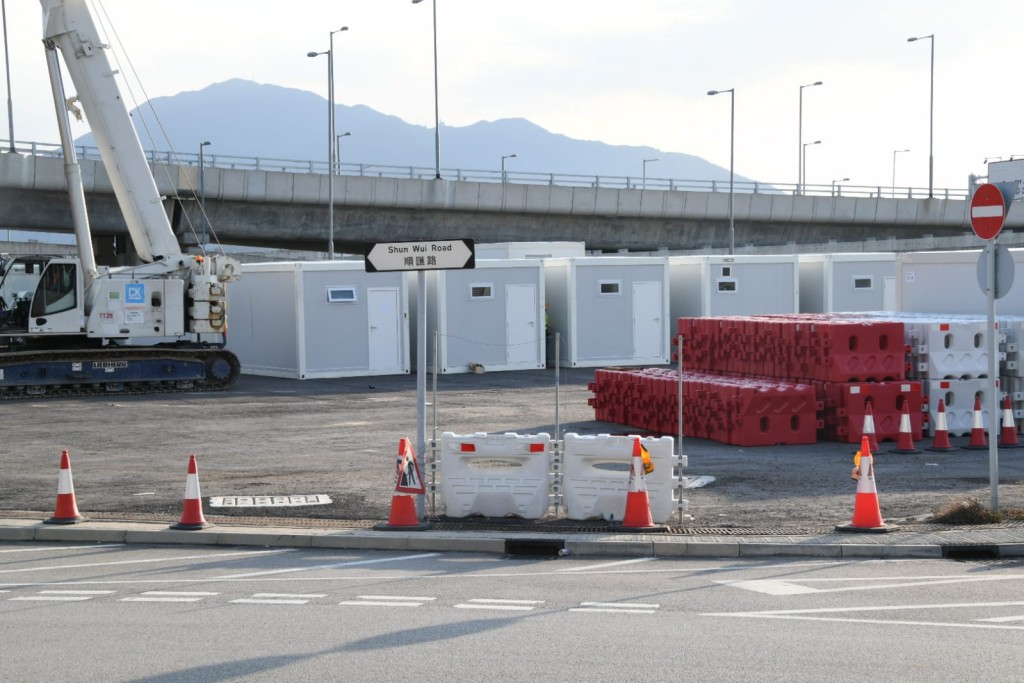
[455,599,544,611]
[11,590,116,602]
[571,601,659,614]
[338,595,435,607]
[121,591,219,603]
[231,593,327,605]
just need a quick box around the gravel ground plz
[3,368,1023,528]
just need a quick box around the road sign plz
[364,239,475,273]
[970,182,1015,240]
[977,242,1015,299]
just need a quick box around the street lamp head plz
[812,80,823,86]
[307,50,325,58]
[339,131,351,138]
[200,140,211,147]
[335,26,349,33]
[707,90,718,96]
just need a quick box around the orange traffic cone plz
[890,400,921,454]
[861,402,879,452]
[171,454,211,530]
[836,436,898,533]
[374,438,431,531]
[963,396,989,450]
[618,437,668,532]
[926,399,957,452]
[998,396,1022,449]
[45,449,86,525]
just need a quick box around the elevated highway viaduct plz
[1,153,1020,256]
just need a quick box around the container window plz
[470,284,494,299]
[852,275,874,290]
[721,266,732,277]
[326,286,357,303]
[598,280,621,296]
[716,278,738,294]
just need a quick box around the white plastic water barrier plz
[439,431,551,519]
[563,433,675,523]
[908,320,992,379]
[925,378,991,436]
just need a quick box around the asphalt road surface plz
[3,542,1024,682]
[2,368,1023,528]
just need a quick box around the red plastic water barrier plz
[589,368,819,447]
[815,381,924,444]
[675,314,908,383]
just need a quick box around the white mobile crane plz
[0,0,240,396]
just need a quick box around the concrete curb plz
[3,519,1023,559]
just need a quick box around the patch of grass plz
[933,499,1005,525]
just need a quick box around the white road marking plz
[11,589,117,602]
[0,544,124,554]
[230,592,327,605]
[704,600,1024,631]
[339,595,432,607]
[121,591,219,603]
[0,548,295,574]
[215,552,440,579]
[719,574,1024,596]
[716,580,821,595]
[571,601,659,614]
[454,599,544,611]
[556,558,658,573]
[976,615,1024,623]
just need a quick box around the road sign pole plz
[986,240,999,512]
[416,270,427,519]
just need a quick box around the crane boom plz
[41,0,183,264]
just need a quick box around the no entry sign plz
[970,183,1014,240]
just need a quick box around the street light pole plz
[2,0,14,152]
[798,81,822,195]
[413,0,441,179]
[707,88,735,254]
[198,140,211,246]
[642,157,659,189]
[892,148,910,198]
[308,25,347,261]
[336,131,351,174]
[907,34,934,198]
[831,177,849,196]
[501,153,516,182]
[802,140,821,192]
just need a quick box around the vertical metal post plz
[986,241,999,511]
[554,332,561,441]
[416,270,427,518]
[326,39,335,260]
[928,36,934,199]
[728,90,735,255]
[431,328,439,516]
[677,333,685,525]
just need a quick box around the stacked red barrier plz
[676,314,908,383]
[599,313,927,446]
[588,368,819,447]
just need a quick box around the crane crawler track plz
[0,347,240,400]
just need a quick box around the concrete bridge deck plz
[1,152,1018,254]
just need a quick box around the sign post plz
[970,183,1016,512]
[365,239,475,519]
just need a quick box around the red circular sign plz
[970,183,1007,240]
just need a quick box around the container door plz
[882,276,896,311]
[632,281,662,358]
[368,287,401,371]
[506,284,538,365]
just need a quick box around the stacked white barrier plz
[906,319,992,379]
[562,433,676,523]
[439,432,552,519]
[925,378,992,436]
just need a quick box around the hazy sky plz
[5,0,1021,192]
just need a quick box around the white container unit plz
[544,256,670,368]
[897,249,1024,316]
[418,259,546,374]
[474,241,585,260]
[227,261,410,379]
[668,254,799,320]
[798,252,897,313]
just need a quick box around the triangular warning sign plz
[394,438,425,494]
